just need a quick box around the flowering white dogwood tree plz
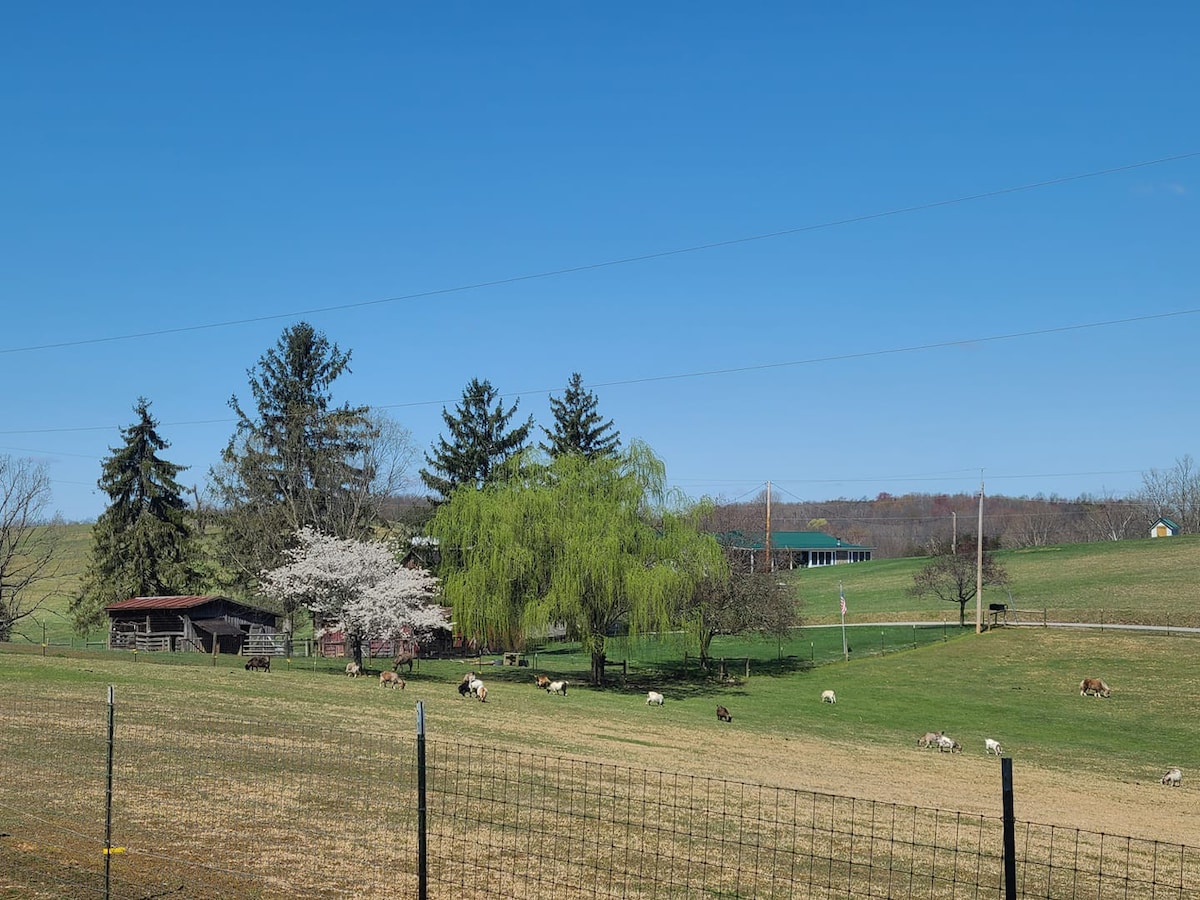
[261,527,445,668]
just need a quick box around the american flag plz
[839,587,847,617]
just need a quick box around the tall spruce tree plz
[420,378,533,498]
[211,322,376,595]
[541,372,620,459]
[71,398,199,634]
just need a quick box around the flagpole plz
[840,582,848,662]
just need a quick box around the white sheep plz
[646,691,665,706]
[1161,767,1183,787]
[984,738,1003,756]
[821,690,836,704]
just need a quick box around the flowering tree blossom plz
[261,527,445,667]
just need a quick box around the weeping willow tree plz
[428,440,726,684]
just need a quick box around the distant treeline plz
[703,491,1157,559]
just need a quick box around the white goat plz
[985,738,1003,756]
[821,690,836,704]
[937,735,962,753]
[646,691,665,706]
[546,680,568,695]
[476,683,488,702]
[1161,767,1183,787]
[468,677,485,697]
[345,662,361,678]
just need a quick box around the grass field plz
[6,583,1200,896]
[19,527,1200,647]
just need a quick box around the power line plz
[3,150,1198,358]
[3,307,1196,438]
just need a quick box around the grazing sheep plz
[716,705,732,723]
[917,731,943,749]
[1161,767,1183,787]
[646,691,665,706]
[821,690,836,704]
[936,735,962,753]
[345,662,361,678]
[547,680,569,696]
[534,675,551,690]
[379,671,405,690]
[985,738,1003,756]
[1079,677,1111,698]
[244,655,271,672]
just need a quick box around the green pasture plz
[796,534,1200,627]
[20,526,1200,650]
[3,625,1196,787]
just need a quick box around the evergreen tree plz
[71,399,199,634]
[211,322,376,594]
[420,377,534,498]
[541,372,620,459]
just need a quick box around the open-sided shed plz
[105,595,281,655]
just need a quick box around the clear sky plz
[3,3,1198,523]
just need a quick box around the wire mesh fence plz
[2,689,1198,899]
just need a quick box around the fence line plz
[1,690,1197,898]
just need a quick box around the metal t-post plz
[417,700,427,900]
[104,686,115,900]
[1001,757,1016,900]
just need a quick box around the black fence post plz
[1002,757,1016,900]
[104,686,115,900]
[416,700,427,900]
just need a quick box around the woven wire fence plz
[2,690,1198,899]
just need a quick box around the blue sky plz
[3,3,1198,522]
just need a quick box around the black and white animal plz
[984,738,1003,756]
[820,690,836,704]
[1161,767,1183,787]
[546,680,568,696]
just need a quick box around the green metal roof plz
[720,531,873,551]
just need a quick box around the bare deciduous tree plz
[1138,455,1200,533]
[0,457,62,641]
[908,536,1009,627]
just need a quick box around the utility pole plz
[765,480,772,573]
[952,511,957,554]
[976,473,985,634]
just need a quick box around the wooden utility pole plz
[765,480,772,573]
[976,474,985,634]
[952,511,957,554]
